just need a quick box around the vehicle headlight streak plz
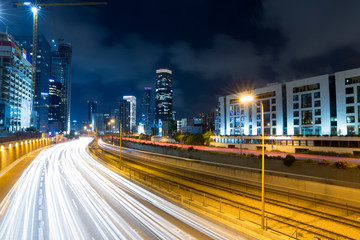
[0,138,245,240]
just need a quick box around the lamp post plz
[240,94,265,230]
[119,122,122,164]
[239,105,242,155]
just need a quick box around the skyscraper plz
[123,96,136,133]
[49,41,72,133]
[119,99,130,133]
[0,33,33,132]
[87,100,97,121]
[16,35,51,132]
[141,87,151,125]
[155,68,173,124]
[48,79,62,132]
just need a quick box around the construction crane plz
[12,0,107,128]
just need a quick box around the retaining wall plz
[0,138,51,172]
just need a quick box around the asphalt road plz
[0,138,247,240]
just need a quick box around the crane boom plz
[14,2,107,7]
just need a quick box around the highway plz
[0,138,247,240]
[98,139,360,239]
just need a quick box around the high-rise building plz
[123,95,136,133]
[16,35,51,132]
[48,79,62,132]
[91,112,104,132]
[49,41,72,133]
[0,33,33,132]
[155,69,173,124]
[141,87,151,125]
[87,100,97,121]
[119,99,130,133]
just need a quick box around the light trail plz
[0,138,247,240]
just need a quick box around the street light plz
[110,119,115,133]
[240,93,265,230]
[31,6,39,14]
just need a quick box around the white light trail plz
[0,138,246,240]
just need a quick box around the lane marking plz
[38,227,44,240]
[38,210,42,221]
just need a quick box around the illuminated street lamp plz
[110,119,115,133]
[240,94,265,230]
[31,6,39,14]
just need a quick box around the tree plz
[203,131,213,146]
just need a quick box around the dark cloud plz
[3,0,360,121]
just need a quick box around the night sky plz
[2,0,360,122]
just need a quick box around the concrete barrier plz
[0,138,51,172]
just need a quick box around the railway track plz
[96,142,360,239]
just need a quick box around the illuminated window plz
[294,127,300,135]
[315,109,321,116]
[301,93,312,108]
[347,126,355,135]
[302,110,313,125]
[314,92,320,98]
[314,100,321,107]
[347,116,355,123]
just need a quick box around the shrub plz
[338,153,353,158]
[258,154,269,160]
[284,154,296,166]
[248,153,255,157]
[318,159,332,165]
[334,161,349,169]
[357,165,360,169]
[306,158,316,163]
[188,147,194,151]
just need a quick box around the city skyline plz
[4,1,360,122]
[1,2,360,240]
